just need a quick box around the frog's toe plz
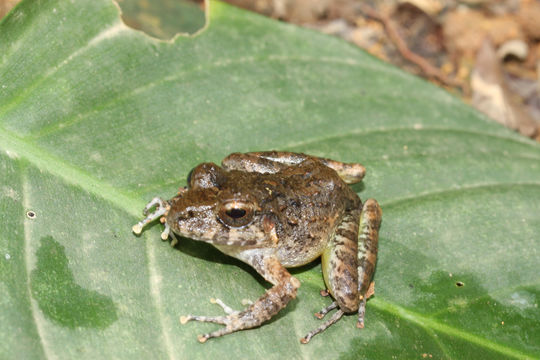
[314,301,337,319]
[357,298,367,329]
[180,314,228,325]
[197,326,237,343]
[142,197,167,216]
[301,309,344,344]
[181,312,244,343]
[180,297,236,324]
[132,197,169,235]
[210,298,237,315]
[169,231,179,247]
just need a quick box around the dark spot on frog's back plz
[30,236,117,329]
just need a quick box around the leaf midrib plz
[1,124,536,358]
[0,127,144,215]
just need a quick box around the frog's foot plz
[180,298,243,343]
[301,308,344,344]
[132,197,170,238]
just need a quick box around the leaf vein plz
[372,298,536,359]
[285,127,540,153]
[23,168,54,359]
[27,54,405,140]
[381,182,540,210]
[0,21,127,121]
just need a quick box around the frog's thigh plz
[321,209,360,313]
[320,159,365,184]
[221,152,307,173]
[242,151,366,184]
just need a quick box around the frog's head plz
[167,163,274,247]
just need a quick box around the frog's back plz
[250,159,361,267]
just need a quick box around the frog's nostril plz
[177,212,189,222]
[177,210,197,222]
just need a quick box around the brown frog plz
[132,151,382,343]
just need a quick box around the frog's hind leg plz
[222,151,366,184]
[221,151,308,173]
[357,199,382,328]
[303,209,360,343]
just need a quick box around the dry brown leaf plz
[444,9,524,59]
[471,39,538,137]
[518,0,540,39]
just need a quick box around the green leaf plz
[1,1,539,359]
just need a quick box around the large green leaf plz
[1,1,539,359]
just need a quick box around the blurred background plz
[2,0,539,141]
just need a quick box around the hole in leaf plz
[116,0,206,40]
[26,210,36,219]
[456,281,464,287]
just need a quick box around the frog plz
[132,151,382,343]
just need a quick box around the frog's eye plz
[188,162,226,189]
[218,201,255,228]
[186,168,194,187]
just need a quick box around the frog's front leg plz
[181,252,300,343]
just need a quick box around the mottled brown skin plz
[132,151,382,343]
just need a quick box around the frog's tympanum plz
[133,151,382,343]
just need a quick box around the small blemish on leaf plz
[456,281,465,287]
[31,236,117,328]
[26,210,36,219]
